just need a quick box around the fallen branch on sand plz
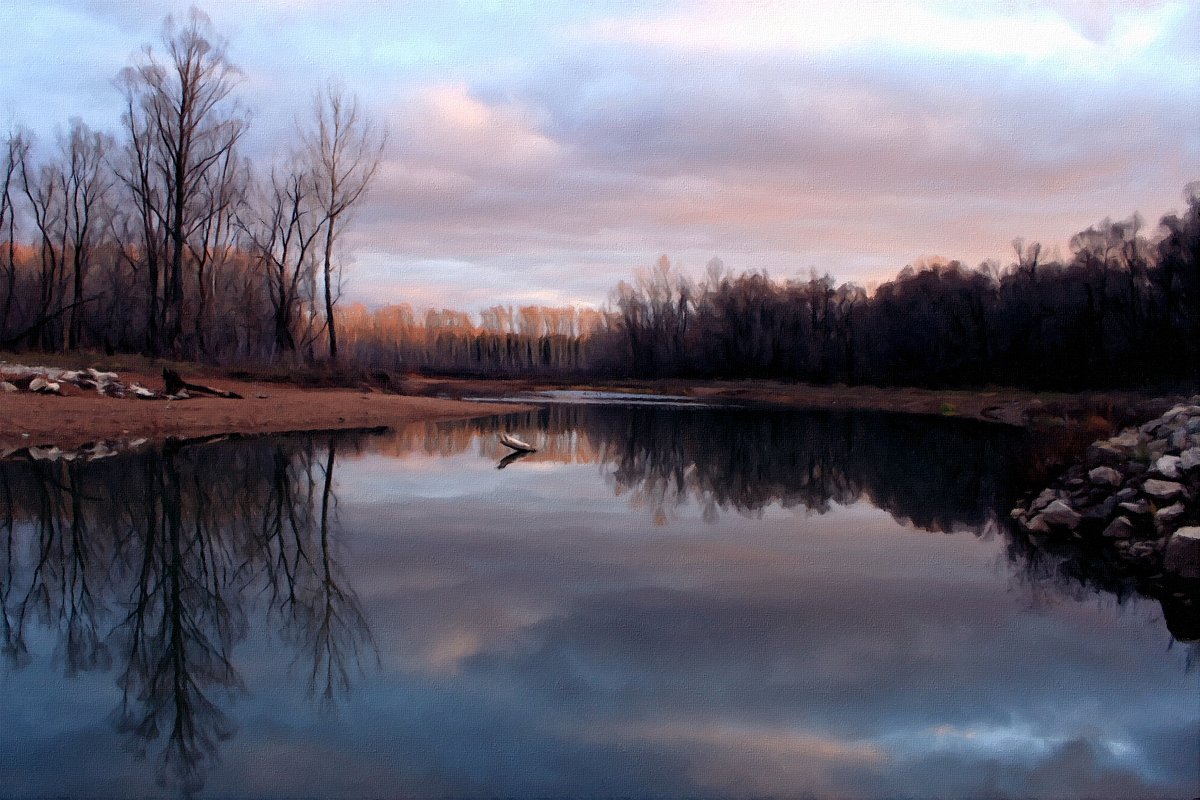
[162,368,243,399]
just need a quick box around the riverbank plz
[2,353,1192,453]
[0,360,528,454]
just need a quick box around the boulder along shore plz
[1013,397,1200,587]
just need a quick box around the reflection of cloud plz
[585,721,884,795]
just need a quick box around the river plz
[0,404,1196,798]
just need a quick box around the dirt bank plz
[0,365,527,452]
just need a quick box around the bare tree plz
[116,7,248,356]
[0,130,29,332]
[303,82,384,361]
[244,160,324,356]
[18,131,68,350]
[61,119,115,349]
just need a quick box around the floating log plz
[499,432,537,452]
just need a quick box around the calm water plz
[0,405,1196,799]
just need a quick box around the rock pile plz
[1012,398,1200,580]
[0,363,128,396]
[0,438,151,463]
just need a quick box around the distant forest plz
[0,11,1196,391]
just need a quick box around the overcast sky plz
[1,0,1197,310]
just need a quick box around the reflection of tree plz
[0,434,374,794]
[1003,518,1200,646]
[412,405,1035,532]
[421,405,1197,640]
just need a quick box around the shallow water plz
[0,405,1196,798]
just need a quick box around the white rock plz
[0,381,16,393]
[1180,447,1200,472]
[1143,479,1184,501]
[1155,503,1186,528]
[87,367,118,382]
[1153,455,1182,480]
[1109,431,1140,449]
[1039,500,1083,529]
[28,446,61,461]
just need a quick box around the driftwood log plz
[162,368,244,399]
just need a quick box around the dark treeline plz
[339,187,1200,390]
[603,193,1200,390]
[0,434,374,793]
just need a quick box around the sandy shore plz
[0,368,528,452]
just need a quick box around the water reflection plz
[0,435,373,793]
[381,405,1035,532]
[0,408,1196,798]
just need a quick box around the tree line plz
[601,194,1200,390]
[334,187,1199,390]
[0,8,382,362]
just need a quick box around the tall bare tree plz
[116,7,248,356]
[244,160,324,356]
[61,119,114,349]
[0,130,29,332]
[304,82,384,361]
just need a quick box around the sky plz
[1,0,1198,312]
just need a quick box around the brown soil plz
[0,366,528,452]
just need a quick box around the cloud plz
[1,1,1197,309]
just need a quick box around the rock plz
[1129,541,1160,562]
[1187,418,1200,435]
[1088,466,1122,487]
[1120,499,1151,516]
[1109,431,1140,449]
[1143,479,1184,501]
[1164,527,1200,579]
[87,367,118,382]
[1039,500,1083,530]
[1082,495,1119,521]
[1114,487,1138,503]
[1030,488,1058,513]
[1026,516,1051,534]
[1169,428,1189,451]
[1102,517,1136,539]
[1153,455,1182,480]
[0,381,16,393]
[1180,448,1200,472]
[1087,442,1126,467]
[27,376,62,395]
[1155,503,1187,530]
[1163,404,1192,421]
